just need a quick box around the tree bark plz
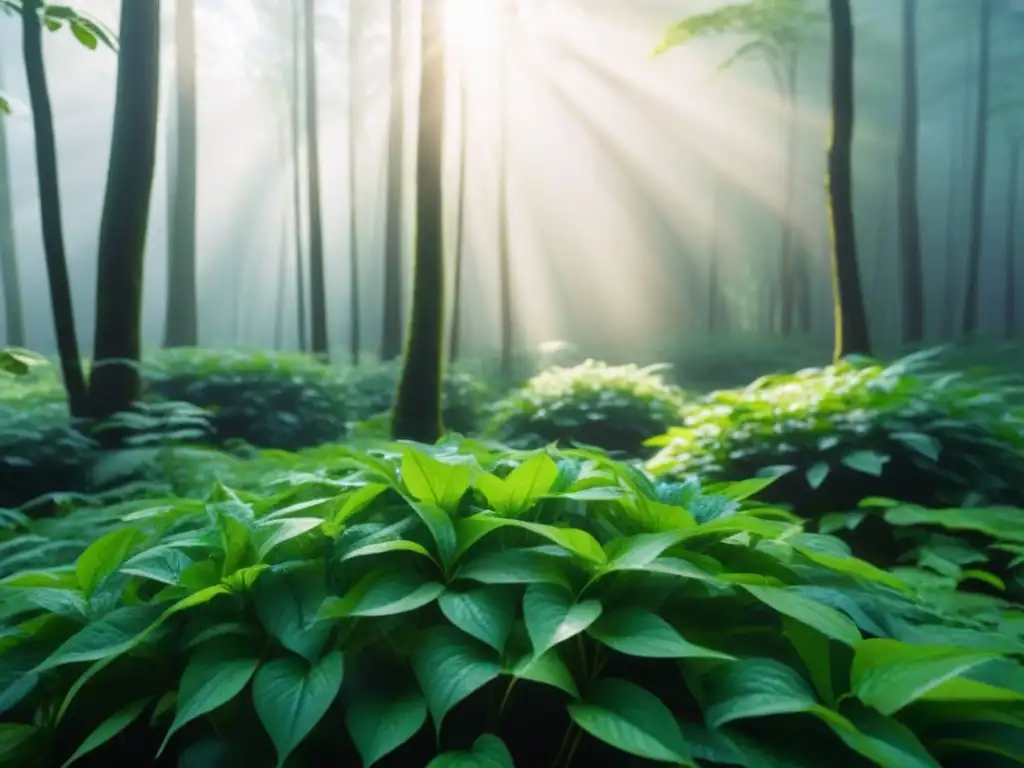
[0,57,25,348]
[961,0,992,337]
[292,1,308,351]
[826,0,870,360]
[779,50,799,337]
[1006,142,1020,337]
[21,0,88,416]
[897,0,924,345]
[497,15,514,380]
[304,0,328,358]
[448,74,468,364]
[348,0,362,365]
[164,0,198,348]
[381,0,405,361]
[392,0,446,443]
[89,0,161,420]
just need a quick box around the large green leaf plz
[476,453,559,517]
[568,678,694,764]
[319,566,445,620]
[426,734,515,768]
[588,608,732,661]
[511,648,579,698]
[401,446,473,512]
[252,650,344,768]
[61,697,151,767]
[345,687,428,767]
[75,528,144,597]
[456,515,606,565]
[454,548,572,589]
[253,569,331,662]
[36,604,164,672]
[702,658,818,729]
[438,584,517,654]
[412,627,502,731]
[743,585,860,646]
[523,584,602,658]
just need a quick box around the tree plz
[304,0,328,358]
[1005,139,1020,336]
[496,8,514,379]
[89,0,162,420]
[0,56,24,347]
[825,0,870,359]
[291,1,308,351]
[381,0,405,361]
[897,0,924,344]
[164,0,199,348]
[347,0,362,365]
[448,73,468,363]
[392,0,446,443]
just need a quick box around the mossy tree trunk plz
[381,0,405,361]
[89,0,161,420]
[304,0,328,358]
[961,0,992,337]
[897,0,924,345]
[0,57,24,348]
[21,0,88,417]
[392,0,446,443]
[347,0,362,365]
[826,0,870,360]
[164,0,198,348]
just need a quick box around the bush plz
[486,360,688,456]
[646,349,1024,518]
[2,441,1022,767]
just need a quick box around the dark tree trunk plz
[497,24,514,381]
[449,75,468,364]
[164,0,198,348]
[779,50,799,337]
[1006,142,1020,337]
[826,0,870,360]
[0,58,24,348]
[897,0,924,345]
[348,0,362,366]
[392,0,446,443]
[292,1,308,351]
[961,0,992,337]
[89,0,161,420]
[942,84,973,340]
[21,0,88,416]
[304,0,328,358]
[381,0,405,361]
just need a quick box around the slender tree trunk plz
[89,0,162,420]
[961,0,992,337]
[303,0,328,358]
[497,20,514,380]
[381,0,405,361]
[21,0,88,416]
[448,74,468,363]
[942,85,973,340]
[779,49,799,337]
[826,0,870,360]
[291,1,308,351]
[0,58,25,348]
[708,176,723,333]
[392,0,446,443]
[164,0,198,348]
[1006,142,1020,337]
[348,0,361,365]
[897,0,924,345]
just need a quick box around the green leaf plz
[158,642,260,755]
[401,446,473,512]
[568,678,694,764]
[588,608,732,661]
[253,569,330,662]
[822,703,942,768]
[256,517,323,561]
[426,734,515,768]
[783,616,834,705]
[409,501,459,570]
[892,432,941,462]
[456,515,606,565]
[523,584,602,658]
[61,696,151,767]
[743,585,861,646]
[884,505,1024,544]
[438,584,517,654]
[36,604,164,672]
[806,461,830,490]
[411,627,502,732]
[601,531,687,572]
[850,639,1003,715]
[345,686,428,767]
[319,566,445,619]
[841,450,889,477]
[454,548,572,589]
[718,476,777,501]
[120,546,194,586]
[702,657,817,728]
[252,651,344,768]
[324,483,390,534]
[0,724,37,763]
[75,527,144,597]
[511,648,579,698]
[502,453,560,514]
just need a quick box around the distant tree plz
[304,0,328,358]
[164,0,199,348]
[1005,138,1020,336]
[449,73,469,363]
[825,0,869,359]
[0,57,24,347]
[89,0,161,421]
[348,0,362,365]
[897,0,924,344]
[393,0,447,442]
[381,0,406,361]
[496,6,514,379]
[291,0,308,351]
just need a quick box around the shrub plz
[1,441,1022,766]
[646,349,1024,518]
[485,360,688,456]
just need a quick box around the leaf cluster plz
[2,440,1023,766]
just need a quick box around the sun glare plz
[444,0,501,62]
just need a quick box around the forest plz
[1,0,1024,765]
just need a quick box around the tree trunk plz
[708,176,724,333]
[381,0,405,361]
[779,49,799,337]
[448,74,468,364]
[1006,142,1020,337]
[392,0,446,443]
[497,19,514,380]
[304,0,328,358]
[897,0,924,345]
[826,0,870,360]
[291,1,308,351]
[164,0,198,348]
[89,0,161,420]
[0,57,25,348]
[21,0,88,416]
[347,0,362,366]
[961,0,992,337]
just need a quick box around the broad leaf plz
[345,687,428,767]
[523,584,602,658]
[411,627,502,732]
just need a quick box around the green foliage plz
[0,1,118,51]
[1,439,1022,766]
[646,349,1024,516]
[486,360,689,456]
[0,349,46,378]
